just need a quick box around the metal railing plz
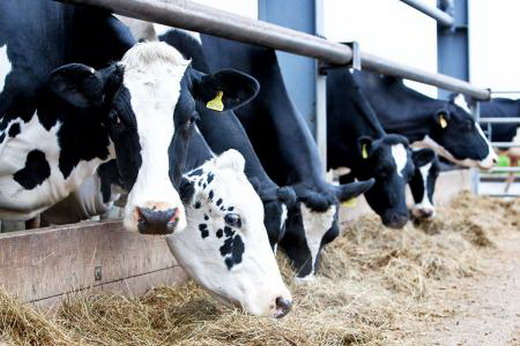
[59,0,491,100]
[400,0,454,27]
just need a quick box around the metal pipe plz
[479,118,520,124]
[58,0,490,100]
[489,167,520,173]
[491,142,520,148]
[400,0,455,27]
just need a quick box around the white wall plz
[323,0,438,97]
[469,0,520,98]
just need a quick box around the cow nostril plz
[274,297,292,318]
[135,206,179,234]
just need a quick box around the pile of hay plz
[1,191,516,345]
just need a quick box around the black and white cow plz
[326,67,436,228]
[476,97,520,192]
[43,127,294,318]
[353,71,497,169]
[0,1,258,234]
[182,35,374,280]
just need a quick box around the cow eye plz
[188,111,199,126]
[109,110,121,125]
[224,213,242,228]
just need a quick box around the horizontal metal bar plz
[480,193,520,198]
[400,0,454,27]
[58,0,491,100]
[489,167,520,173]
[480,118,520,124]
[491,142,520,148]
[491,91,520,94]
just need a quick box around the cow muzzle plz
[135,206,180,235]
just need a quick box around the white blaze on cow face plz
[391,143,408,178]
[298,204,337,281]
[166,150,292,318]
[120,42,190,233]
[0,44,11,94]
[411,162,436,219]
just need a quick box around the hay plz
[1,191,515,345]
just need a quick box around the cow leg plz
[25,214,41,229]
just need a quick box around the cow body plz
[326,67,435,228]
[0,2,259,234]
[479,98,520,192]
[353,71,496,169]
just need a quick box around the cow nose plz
[274,297,292,318]
[419,208,435,219]
[385,214,408,229]
[136,207,179,235]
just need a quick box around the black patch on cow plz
[227,206,234,211]
[208,190,214,200]
[198,180,202,187]
[198,223,209,238]
[0,133,5,143]
[13,150,51,190]
[206,172,214,184]
[204,214,209,221]
[194,201,201,209]
[224,226,234,237]
[189,168,203,177]
[8,123,20,138]
[216,198,223,206]
[216,228,223,238]
[97,160,120,203]
[220,234,245,270]
[203,183,207,189]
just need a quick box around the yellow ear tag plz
[439,114,448,129]
[342,198,357,208]
[361,143,369,159]
[206,90,225,112]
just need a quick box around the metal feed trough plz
[0,0,491,305]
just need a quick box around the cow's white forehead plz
[454,94,471,114]
[391,144,408,178]
[300,204,337,276]
[120,41,190,70]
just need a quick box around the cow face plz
[49,42,259,235]
[167,149,292,318]
[281,179,374,280]
[423,94,497,170]
[409,149,439,219]
[354,134,414,229]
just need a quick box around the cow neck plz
[356,72,442,143]
[326,68,385,169]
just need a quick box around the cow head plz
[281,179,374,280]
[423,94,497,170]
[409,149,439,219]
[167,149,292,317]
[49,42,259,235]
[354,134,415,229]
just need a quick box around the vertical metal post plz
[470,100,481,194]
[258,0,327,170]
[437,0,468,100]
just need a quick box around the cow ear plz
[357,136,373,159]
[276,186,297,207]
[214,149,246,172]
[412,148,436,168]
[49,63,104,108]
[192,69,260,112]
[336,178,374,202]
[434,110,451,129]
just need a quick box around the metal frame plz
[400,0,454,27]
[59,0,490,100]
